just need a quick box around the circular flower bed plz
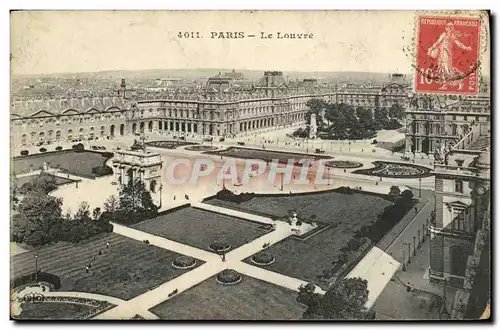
[185,145,218,152]
[216,269,242,285]
[325,160,363,169]
[250,252,275,266]
[353,161,433,178]
[209,241,232,253]
[172,256,197,269]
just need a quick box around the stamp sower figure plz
[427,22,472,89]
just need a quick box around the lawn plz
[12,150,113,178]
[11,233,203,300]
[205,147,332,163]
[149,275,306,320]
[133,207,270,252]
[207,190,394,285]
[16,302,95,320]
[15,173,78,188]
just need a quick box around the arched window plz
[455,180,464,194]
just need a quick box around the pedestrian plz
[415,207,418,214]
[98,249,102,256]
[344,169,346,173]
[85,266,89,273]
[106,242,110,249]
[173,195,176,201]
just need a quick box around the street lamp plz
[402,249,406,272]
[419,178,422,198]
[159,184,163,209]
[280,173,284,191]
[34,254,38,283]
[413,236,417,256]
[403,242,411,264]
[327,167,331,186]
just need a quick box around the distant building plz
[404,93,490,154]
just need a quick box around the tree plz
[13,190,64,246]
[374,107,390,130]
[388,103,405,120]
[356,107,374,129]
[103,195,119,213]
[388,185,401,199]
[117,178,158,224]
[303,277,371,320]
[306,99,327,127]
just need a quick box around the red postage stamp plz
[415,15,481,95]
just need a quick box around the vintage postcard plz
[9,10,491,321]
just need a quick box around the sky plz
[10,10,490,76]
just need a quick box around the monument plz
[111,135,163,192]
[309,113,318,138]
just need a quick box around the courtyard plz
[14,173,79,189]
[133,207,271,252]
[205,146,332,163]
[11,233,203,300]
[12,150,113,178]
[149,275,305,320]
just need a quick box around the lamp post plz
[417,229,421,247]
[280,173,284,191]
[413,236,417,256]
[404,242,411,264]
[34,254,38,283]
[327,167,331,186]
[419,178,422,198]
[402,249,406,272]
[159,184,163,209]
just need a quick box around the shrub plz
[39,148,47,153]
[55,146,63,151]
[91,166,113,176]
[372,139,378,144]
[74,143,85,152]
[216,189,255,204]
[336,186,353,195]
[20,150,29,156]
[101,152,114,158]
[401,189,414,200]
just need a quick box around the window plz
[452,208,465,231]
[452,115,457,120]
[455,180,464,194]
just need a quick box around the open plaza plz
[11,124,450,320]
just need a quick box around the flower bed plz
[353,161,433,178]
[325,160,363,169]
[172,256,197,269]
[209,241,232,253]
[216,269,242,285]
[250,252,275,266]
[185,145,218,152]
[146,140,197,149]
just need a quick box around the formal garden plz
[353,161,433,178]
[145,140,197,149]
[149,276,306,320]
[14,173,79,193]
[12,149,113,178]
[132,207,271,252]
[11,233,203,300]
[207,188,417,286]
[205,147,332,163]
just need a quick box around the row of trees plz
[11,175,158,247]
[305,98,405,140]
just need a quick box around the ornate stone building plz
[404,93,491,154]
[10,71,414,148]
[429,120,490,294]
